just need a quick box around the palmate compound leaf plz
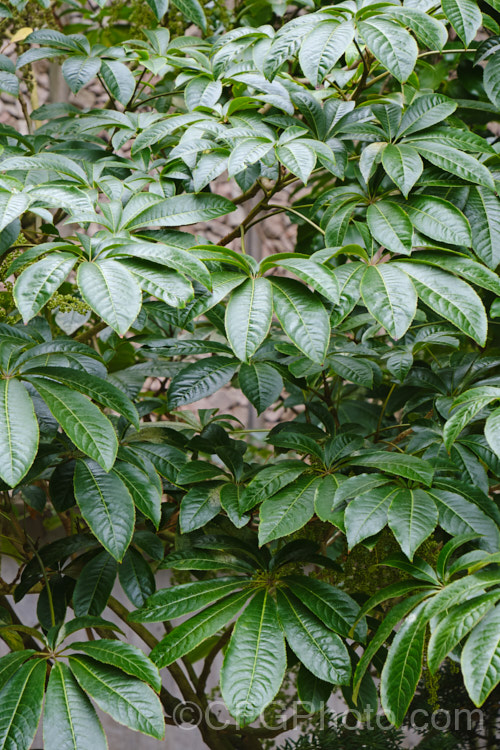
[68,655,165,739]
[276,589,351,685]
[0,379,39,487]
[44,662,107,750]
[221,590,287,726]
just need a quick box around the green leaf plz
[125,194,236,230]
[485,407,500,458]
[271,278,329,364]
[381,144,423,198]
[484,51,500,108]
[345,485,398,549]
[413,251,500,295]
[151,590,251,667]
[259,475,321,545]
[68,655,164,739]
[130,576,249,622]
[412,142,495,190]
[397,94,457,137]
[427,488,499,552]
[389,7,448,50]
[239,362,283,415]
[0,154,87,183]
[146,0,167,19]
[271,258,340,305]
[73,552,118,616]
[25,367,139,428]
[44,662,107,750]
[179,484,222,533]
[299,19,355,87]
[462,604,500,705]
[285,575,366,641]
[62,56,101,93]
[71,640,161,692]
[101,60,135,105]
[111,461,161,528]
[276,589,351,685]
[394,262,487,346]
[388,488,438,560]
[358,18,418,83]
[14,253,77,322]
[227,138,274,177]
[118,547,155,607]
[74,459,134,561]
[361,264,416,340]
[27,377,118,471]
[122,241,211,288]
[122,259,193,308]
[442,0,482,45]
[276,142,316,184]
[350,452,434,486]
[428,593,500,673]
[0,379,38,487]
[77,260,141,335]
[406,194,471,246]
[0,192,30,232]
[221,590,287,725]
[0,651,35,691]
[297,665,331,713]
[239,461,305,513]
[353,592,431,702]
[0,659,46,750]
[380,603,426,726]
[171,0,206,31]
[167,356,239,408]
[225,277,273,361]
[464,187,500,268]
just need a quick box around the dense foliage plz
[1,0,500,747]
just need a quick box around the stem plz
[375,383,396,442]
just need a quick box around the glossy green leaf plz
[14,253,77,322]
[299,19,355,86]
[388,488,438,560]
[381,144,423,198]
[405,195,471,246]
[221,590,286,725]
[394,262,487,345]
[272,258,340,305]
[77,260,141,335]
[130,576,249,622]
[74,459,134,561]
[380,603,426,726]
[297,665,331,713]
[462,604,500,705]
[69,655,164,739]
[171,0,206,30]
[225,277,273,361]
[271,278,329,364]
[101,60,135,105]
[259,475,321,545]
[62,56,101,93]
[118,547,155,607]
[428,593,500,674]
[366,202,413,256]
[350,452,434,485]
[464,187,500,268]
[276,589,351,685]
[397,94,457,137]
[239,362,283,415]
[485,407,500,458]
[123,260,194,308]
[44,662,107,750]
[345,485,398,549]
[167,356,239,408]
[361,264,416,339]
[0,192,30,232]
[111,461,161,528]
[151,590,251,667]
[442,0,482,45]
[412,142,495,190]
[239,461,305,513]
[427,488,499,552]
[358,18,417,83]
[27,377,118,471]
[0,379,38,487]
[73,552,118,616]
[71,640,161,692]
[0,659,46,750]
[179,484,222,533]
